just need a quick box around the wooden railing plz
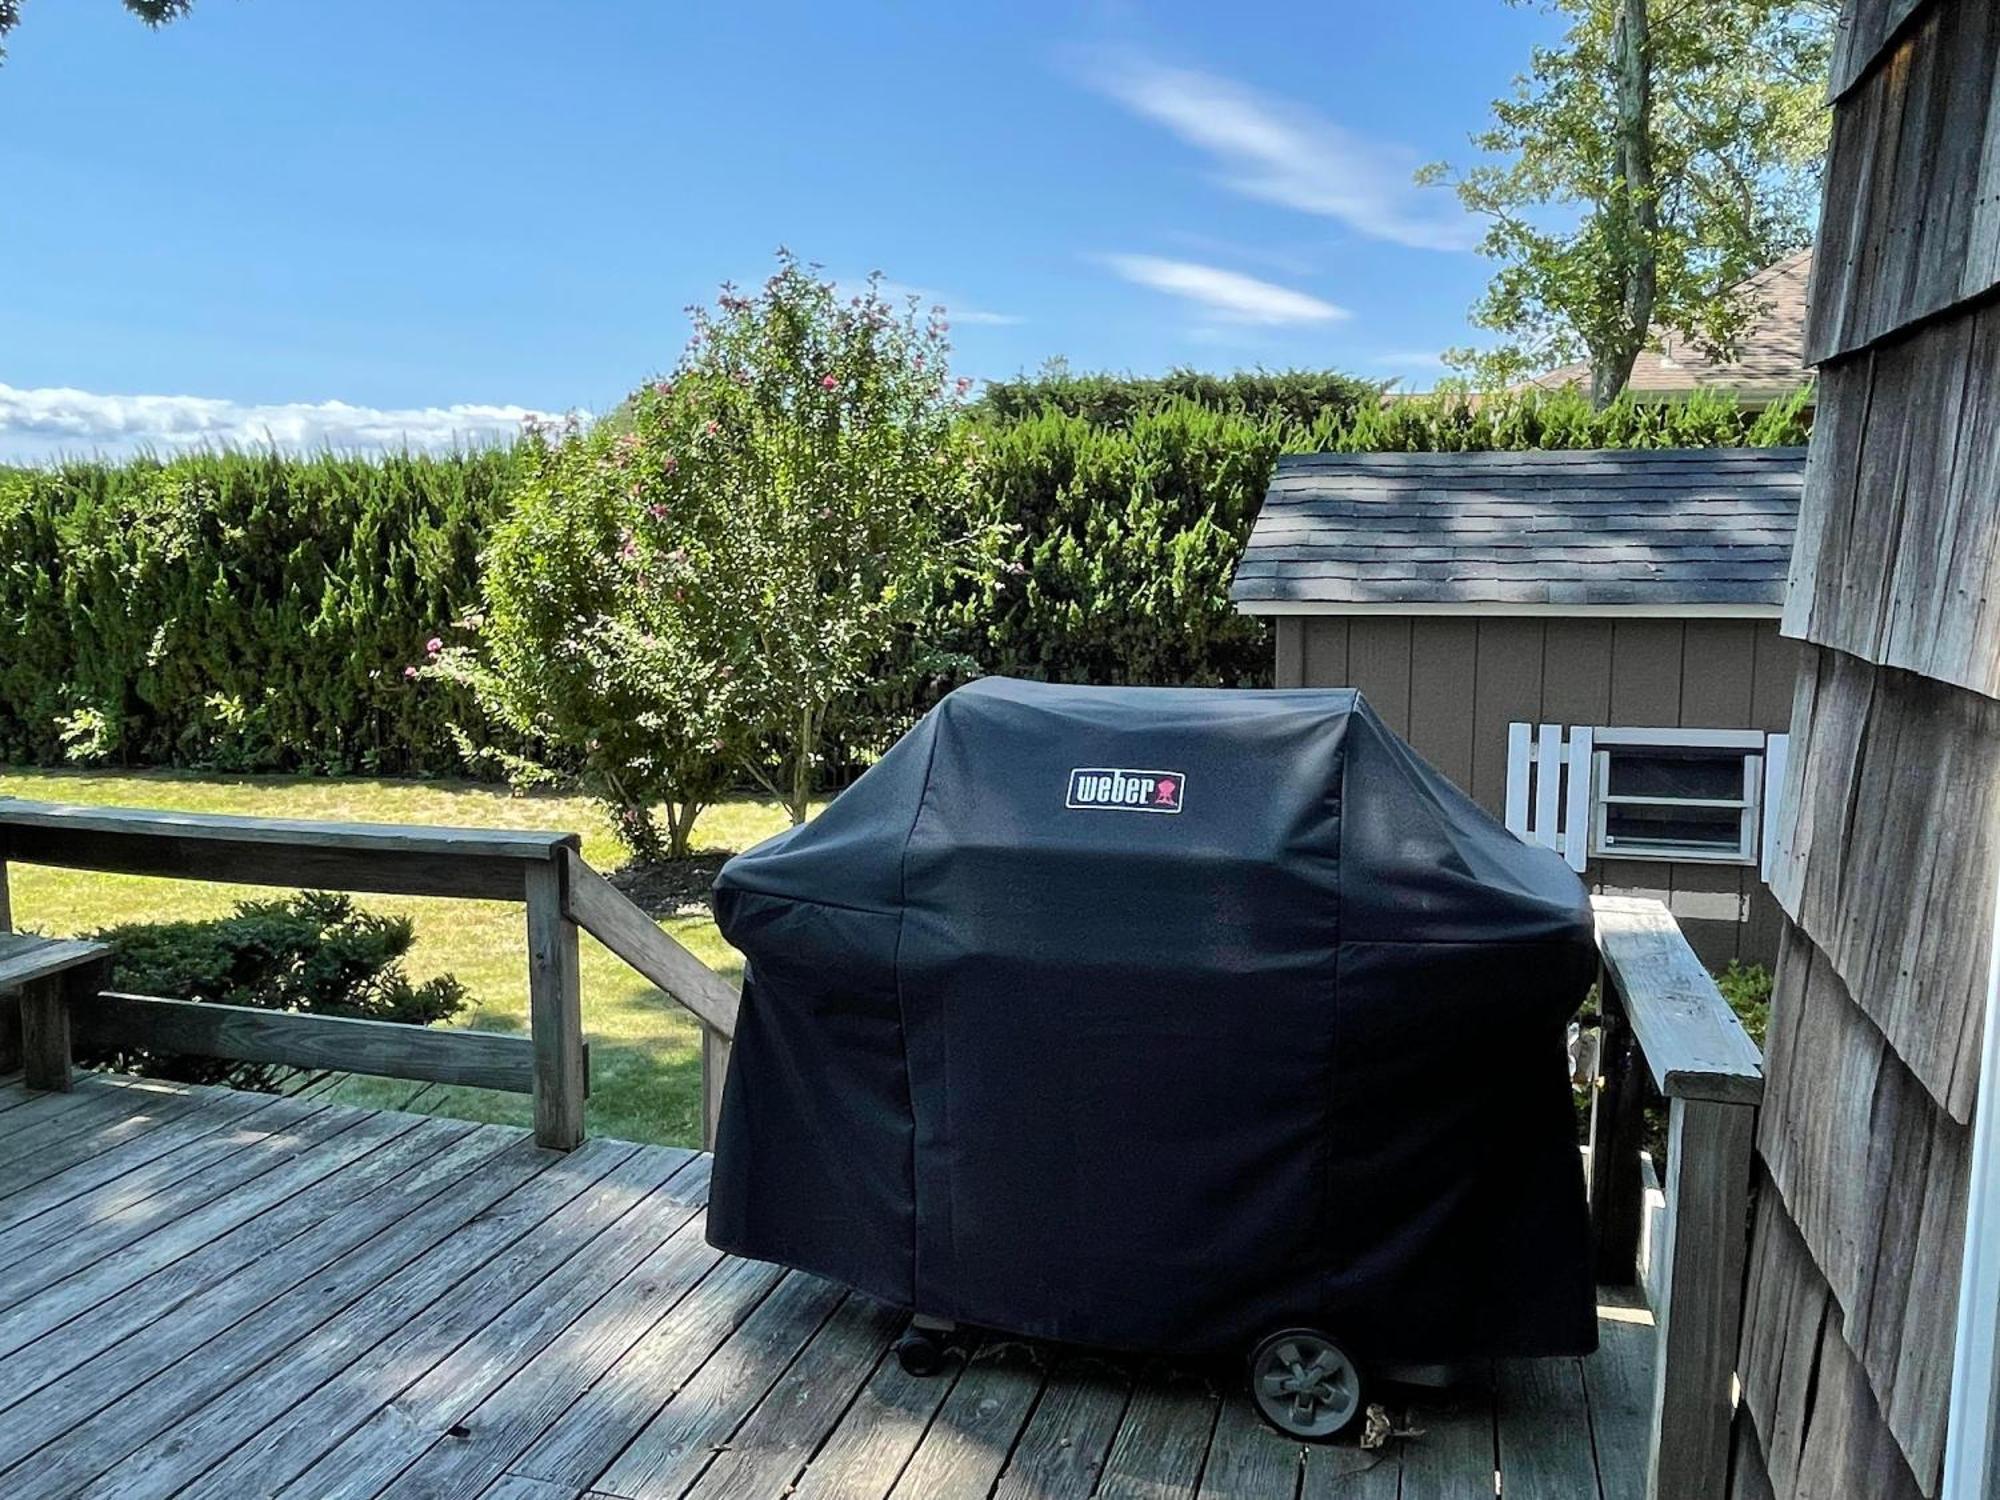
[0,798,739,1152]
[1587,894,1764,1500]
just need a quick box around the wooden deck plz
[0,1072,1654,1500]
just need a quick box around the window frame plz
[1586,727,1766,867]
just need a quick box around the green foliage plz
[1428,0,1835,399]
[428,414,741,862]
[976,362,1381,430]
[1318,383,1814,452]
[661,257,1002,825]
[960,398,1309,689]
[442,253,1003,842]
[84,890,470,1090]
[0,447,526,776]
[1715,958,1774,1050]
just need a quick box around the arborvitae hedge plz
[0,448,524,774]
[0,381,1813,778]
[975,366,1381,429]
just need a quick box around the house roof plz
[1526,249,1814,401]
[1230,446,1807,617]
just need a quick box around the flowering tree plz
[435,252,999,854]
[624,253,1002,826]
[427,415,742,861]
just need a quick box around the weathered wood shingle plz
[1231,448,1805,611]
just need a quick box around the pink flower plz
[403,665,419,680]
[663,455,678,472]
[955,377,973,395]
[648,503,669,521]
[705,420,719,436]
[425,636,443,655]
[820,375,838,391]
[653,381,673,396]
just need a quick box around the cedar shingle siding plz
[1731,2,2000,1494]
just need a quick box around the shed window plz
[1589,731,1763,865]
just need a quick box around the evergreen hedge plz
[0,448,524,774]
[0,381,1813,779]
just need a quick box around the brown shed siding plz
[1735,2,2000,1495]
[1276,614,1796,966]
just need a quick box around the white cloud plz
[1097,255,1349,326]
[0,383,565,462]
[873,279,1024,326]
[1086,56,1478,253]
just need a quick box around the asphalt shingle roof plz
[1230,446,1806,611]
[1526,249,1814,399]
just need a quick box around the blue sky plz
[0,0,1558,458]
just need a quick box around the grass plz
[0,768,816,1148]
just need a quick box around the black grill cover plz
[708,679,1598,1362]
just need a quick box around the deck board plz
[0,1084,283,1254]
[0,1078,1649,1499]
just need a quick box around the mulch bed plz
[606,853,732,919]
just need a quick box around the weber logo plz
[1065,767,1186,814]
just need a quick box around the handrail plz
[1593,895,1763,1105]
[561,851,739,1038]
[1586,894,1763,1500]
[0,797,578,900]
[0,799,737,1151]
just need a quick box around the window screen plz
[1591,740,1761,864]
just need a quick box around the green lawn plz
[0,769,810,1148]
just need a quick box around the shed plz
[1230,446,1808,967]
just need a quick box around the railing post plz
[19,955,105,1092]
[1588,969,1646,1286]
[524,859,586,1151]
[701,1023,730,1151]
[1645,1094,1756,1500]
[19,974,68,1091]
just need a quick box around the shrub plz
[0,447,526,776]
[439,254,1004,846]
[959,398,1307,689]
[84,891,470,1090]
[975,363,1381,429]
[1715,959,1774,1049]
[428,414,742,862]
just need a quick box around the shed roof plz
[1231,446,1806,616]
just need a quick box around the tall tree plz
[1426,0,1836,403]
[0,1,191,60]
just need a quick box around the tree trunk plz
[785,705,815,826]
[663,800,701,861]
[1596,0,1658,406]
